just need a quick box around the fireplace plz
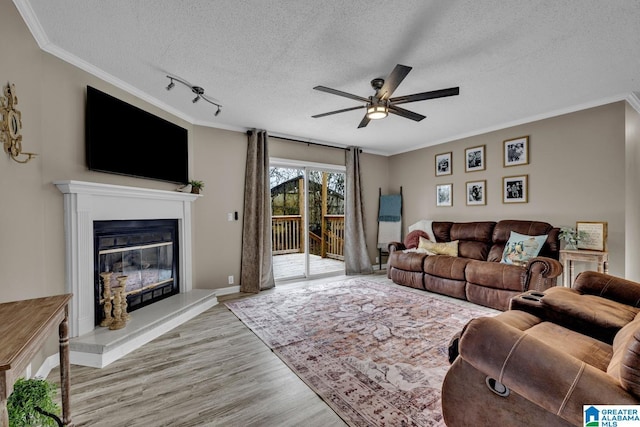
[94,219,180,325]
[55,180,199,338]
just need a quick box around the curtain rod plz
[247,131,355,152]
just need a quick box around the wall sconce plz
[166,75,222,117]
[0,82,36,163]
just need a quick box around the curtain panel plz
[240,130,275,293]
[344,147,373,275]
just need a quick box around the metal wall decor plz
[0,82,37,163]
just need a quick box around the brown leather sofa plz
[387,220,562,310]
[442,271,640,427]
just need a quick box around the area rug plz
[225,277,497,426]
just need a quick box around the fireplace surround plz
[54,180,200,338]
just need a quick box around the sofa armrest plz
[574,271,640,307]
[388,241,406,253]
[523,256,563,292]
[460,317,638,426]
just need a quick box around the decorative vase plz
[99,272,114,327]
[565,243,578,250]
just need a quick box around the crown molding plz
[626,92,640,114]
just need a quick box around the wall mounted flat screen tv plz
[86,86,189,184]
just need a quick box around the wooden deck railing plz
[325,215,344,260]
[272,215,344,259]
[272,215,302,255]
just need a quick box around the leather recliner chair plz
[442,271,640,426]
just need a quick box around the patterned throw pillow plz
[418,236,459,257]
[501,231,548,266]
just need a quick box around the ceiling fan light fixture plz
[367,104,388,120]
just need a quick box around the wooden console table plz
[0,294,73,426]
[559,249,609,287]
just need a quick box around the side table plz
[0,294,73,426]
[559,249,609,287]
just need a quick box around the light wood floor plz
[49,277,359,427]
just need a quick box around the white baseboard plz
[215,284,240,295]
[35,354,60,379]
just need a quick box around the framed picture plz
[465,145,485,172]
[503,174,528,203]
[436,183,453,207]
[576,221,608,251]
[435,152,452,176]
[504,136,529,167]
[466,180,486,206]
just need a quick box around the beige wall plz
[389,102,627,276]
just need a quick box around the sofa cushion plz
[465,260,527,292]
[404,229,430,249]
[608,317,640,398]
[423,255,470,281]
[432,221,454,242]
[450,221,495,260]
[537,287,640,343]
[488,220,555,262]
[419,237,459,256]
[388,251,427,272]
[500,231,547,266]
[526,322,612,372]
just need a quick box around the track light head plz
[215,106,221,117]
[166,81,175,91]
[192,96,200,103]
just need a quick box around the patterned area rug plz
[225,277,496,426]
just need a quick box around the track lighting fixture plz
[165,75,223,118]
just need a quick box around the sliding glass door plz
[270,160,345,281]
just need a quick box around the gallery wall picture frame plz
[576,221,608,251]
[436,183,453,207]
[466,180,486,206]
[504,135,529,167]
[435,151,452,176]
[465,145,485,172]
[503,174,528,203]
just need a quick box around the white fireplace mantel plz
[54,180,200,337]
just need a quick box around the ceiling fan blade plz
[390,87,460,105]
[313,86,369,103]
[378,64,412,100]
[312,105,365,118]
[357,115,371,128]
[388,105,426,122]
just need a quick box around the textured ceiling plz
[15,0,640,155]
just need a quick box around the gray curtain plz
[240,130,275,293]
[344,147,373,275]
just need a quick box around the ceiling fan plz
[312,64,459,128]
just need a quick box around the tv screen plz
[86,86,189,184]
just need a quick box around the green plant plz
[189,180,204,190]
[7,377,61,427]
[559,226,586,248]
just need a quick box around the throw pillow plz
[404,230,430,249]
[501,231,548,266]
[418,237,459,257]
[408,219,437,242]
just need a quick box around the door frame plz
[270,157,346,280]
